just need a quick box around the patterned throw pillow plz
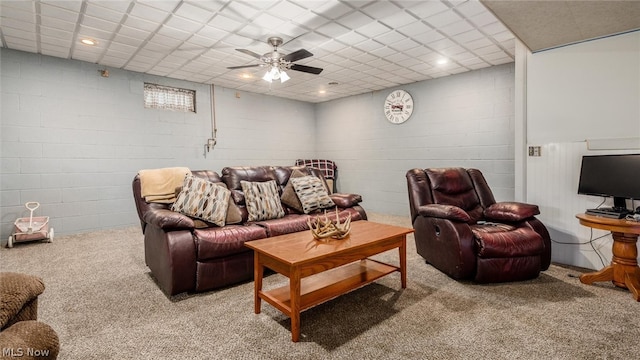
[290,176,335,214]
[280,169,307,213]
[241,180,285,221]
[171,175,230,227]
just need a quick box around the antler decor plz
[308,208,351,240]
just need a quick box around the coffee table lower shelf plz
[260,259,398,316]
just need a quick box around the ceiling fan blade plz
[290,64,323,75]
[227,64,262,69]
[283,49,313,62]
[236,49,263,59]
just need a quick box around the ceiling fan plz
[227,37,323,83]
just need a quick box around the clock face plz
[384,89,414,124]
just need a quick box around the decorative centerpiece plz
[308,208,351,240]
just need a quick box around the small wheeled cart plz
[7,202,54,248]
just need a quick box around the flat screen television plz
[577,154,640,211]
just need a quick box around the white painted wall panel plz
[526,32,640,269]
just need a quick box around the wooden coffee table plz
[245,220,414,342]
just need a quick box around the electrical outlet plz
[528,146,541,157]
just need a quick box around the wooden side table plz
[576,213,640,301]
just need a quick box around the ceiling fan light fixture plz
[262,71,273,82]
[280,70,290,83]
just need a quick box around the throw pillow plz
[241,180,285,221]
[281,169,308,213]
[171,175,230,227]
[290,175,335,214]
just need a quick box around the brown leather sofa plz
[406,167,551,283]
[133,165,366,296]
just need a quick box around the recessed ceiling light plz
[241,73,253,79]
[318,90,326,94]
[437,58,448,65]
[81,38,97,46]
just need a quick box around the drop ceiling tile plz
[0,7,36,23]
[313,1,353,20]
[1,17,36,32]
[173,2,215,23]
[84,3,126,23]
[78,25,113,40]
[468,11,498,27]
[427,37,456,51]
[165,15,203,33]
[196,25,228,41]
[41,1,82,13]
[137,0,180,13]
[369,46,399,58]
[361,2,402,20]
[101,56,128,67]
[148,33,183,48]
[112,34,144,47]
[452,29,484,44]
[124,15,160,32]
[464,37,493,50]
[4,40,38,53]
[375,30,407,44]
[1,1,34,12]
[252,12,287,30]
[40,35,72,48]
[353,38,384,52]
[439,20,474,37]
[409,2,447,18]
[40,3,79,23]
[396,21,433,38]
[82,15,119,33]
[336,30,367,44]
[270,1,308,20]
[380,11,419,30]
[316,22,351,38]
[389,38,421,52]
[425,10,463,28]
[157,25,192,41]
[4,27,37,41]
[336,10,373,29]
[129,2,171,23]
[455,1,488,18]
[209,14,245,32]
[291,10,331,29]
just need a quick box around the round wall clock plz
[384,89,414,124]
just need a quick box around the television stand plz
[576,213,640,301]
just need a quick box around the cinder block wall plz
[0,49,316,238]
[315,63,516,216]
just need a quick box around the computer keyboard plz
[585,208,631,219]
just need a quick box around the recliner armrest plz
[484,202,540,222]
[329,193,362,208]
[417,204,471,222]
[143,209,195,231]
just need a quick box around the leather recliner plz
[406,167,551,283]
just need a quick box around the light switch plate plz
[528,146,541,156]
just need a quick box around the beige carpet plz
[1,213,638,359]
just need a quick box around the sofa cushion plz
[472,225,544,258]
[241,180,285,221]
[254,214,311,237]
[194,225,267,260]
[290,175,335,214]
[171,175,230,227]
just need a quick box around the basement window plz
[144,83,196,112]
